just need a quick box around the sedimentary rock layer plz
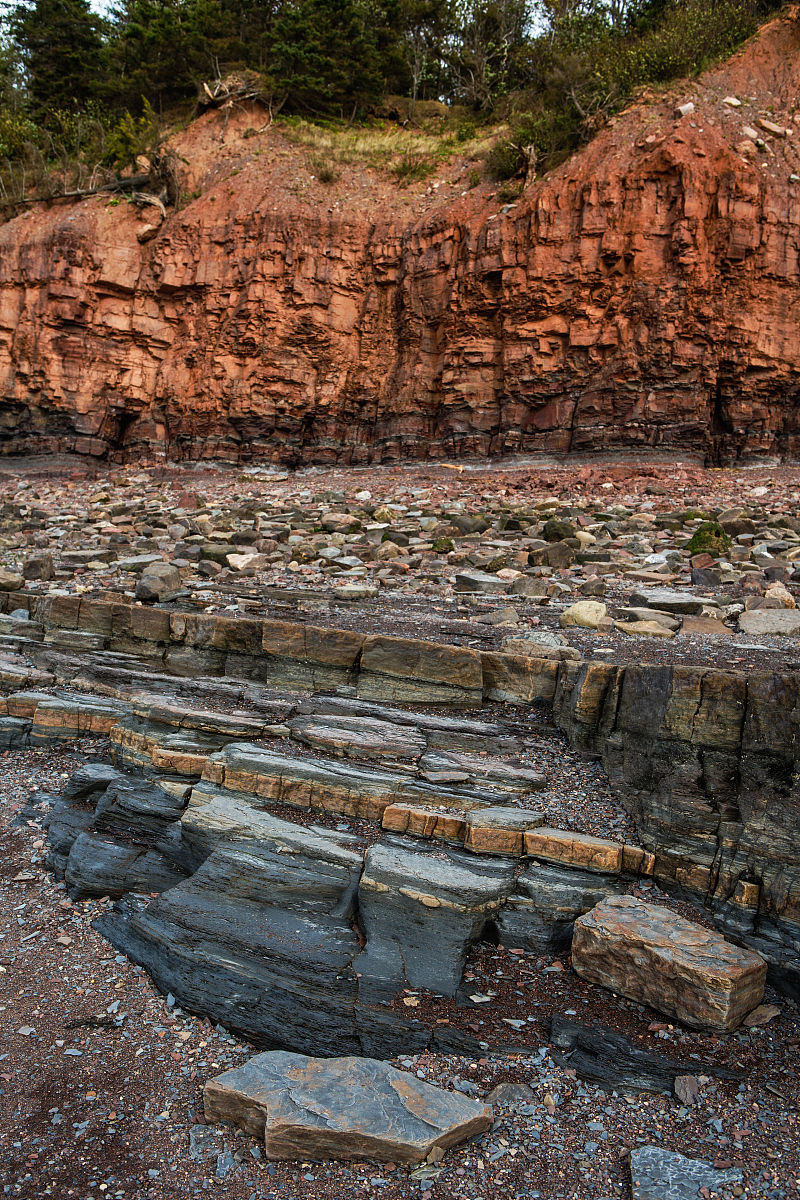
[1,14,799,464]
[4,586,799,1000]
[553,658,800,998]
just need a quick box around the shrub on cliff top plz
[489,0,777,181]
[0,108,36,158]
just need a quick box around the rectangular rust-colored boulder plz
[524,827,623,873]
[572,896,766,1031]
[359,635,482,704]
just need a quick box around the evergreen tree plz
[216,0,279,70]
[108,0,211,111]
[271,0,384,116]
[11,0,105,118]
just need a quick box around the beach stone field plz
[1,454,799,1200]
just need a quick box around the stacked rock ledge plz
[1,587,797,1048]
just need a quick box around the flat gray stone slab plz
[454,570,507,593]
[629,589,716,615]
[290,712,427,761]
[115,554,164,572]
[204,1051,492,1163]
[419,751,545,791]
[630,1146,743,1199]
[738,608,800,636]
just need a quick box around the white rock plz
[559,601,607,629]
[738,609,800,636]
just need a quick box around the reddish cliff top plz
[0,9,798,466]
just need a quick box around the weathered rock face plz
[1,13,799,465]
[554,659,800,999]
[55,765,517,1056]
[7,586,800,1001]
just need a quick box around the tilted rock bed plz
[41,743,766,1052]
[0,591,795,1058]
[41,732,648,1055]
[4,466,800,1187]
[5,590,799,990]
[1,628,796,1190]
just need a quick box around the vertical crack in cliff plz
[708,373,735,467]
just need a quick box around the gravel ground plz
[4,455,800,677]
[1,742,798,1200]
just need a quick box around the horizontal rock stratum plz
[3,582,800,1001]
[1,12,799,465]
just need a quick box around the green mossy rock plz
[684,522,732,557]
[678,508,715,523]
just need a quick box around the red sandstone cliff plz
[1,11,799,466]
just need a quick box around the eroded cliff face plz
[1,12,799,465]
